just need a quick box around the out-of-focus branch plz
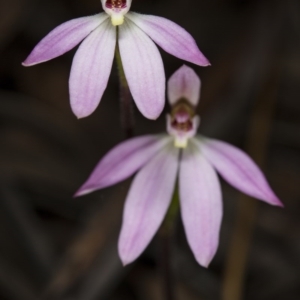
[222,63,281,300]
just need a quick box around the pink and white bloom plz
[75,65,282,267]
[22,0,210,120]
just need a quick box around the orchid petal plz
[198,137,283,206]
[118,19,165,120]
[118,143,179,265]
[22,14,108,66]
[69,19,116,118]
[179,141,222,267]
[126,12,210,66]
[168,65,201,106]
[76,135,170,196]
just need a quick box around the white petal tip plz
[189,55,211,67]
[71,101,97,119]
[74,187,95,197]
[272,199,284,207]
[119,254,134,267]
[22,58,43,67]
[73,192,83,198]
[121,259,130,267]
[22,60,37,67]
[260,198,284,207]
[142,105,165,120]
[140,111,160,120]
[148,115,159,121]
[73,191,83,198]
[196,257,212,268]
[198,59,211,67]
[261,193,283,207]
[73,110,91,119]
[137,98,164,120]
[200,262,210,268]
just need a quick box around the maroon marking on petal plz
[170,99,195,132]
[171,119,193,132]
[106,0,127,9]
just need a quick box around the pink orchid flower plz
[22,0,210,120]
[76,65,282,267]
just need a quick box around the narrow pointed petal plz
[179,141,222,267]
[69,19,116,118]
[168,65,201,106]
[22,14,108,66]
[76,135,171,196]
[198,137,283,206]
[126,12,210,66]
[118,19,165,120]
[118,143,179,265]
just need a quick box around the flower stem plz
[115,34,134,138]
[159,187,179,300]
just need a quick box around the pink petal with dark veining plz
[118,19,165,119]
[118,142,179,265]
[198,137,283,206]
[179,140,222,267]
[69,19,116,118]
[23,14,108,66]
[126,12,210,66]
[75,135,170,196]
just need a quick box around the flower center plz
[171,109,193,132]
[167,99,199,148]
[105,0,128,26]
[105,0,127,9]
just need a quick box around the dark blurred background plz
[0,0,300,299]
